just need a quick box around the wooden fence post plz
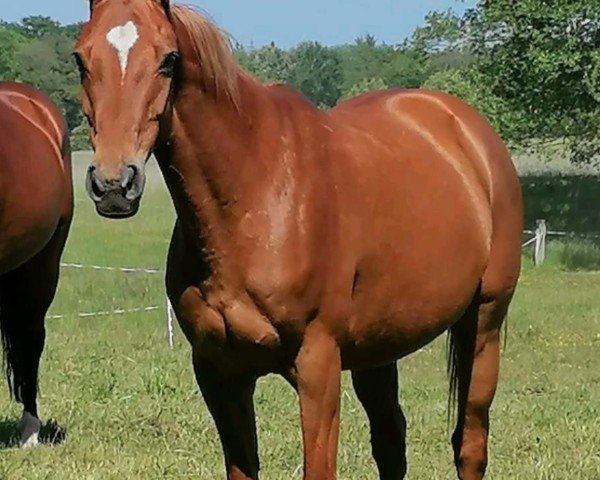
[533,219,547,266]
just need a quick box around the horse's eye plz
[72,52,88,82]
[158,51,179,78]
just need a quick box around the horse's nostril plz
[123,164,145,200]
[121,166,137,192]
[91,181,103,198]
[86,165,107,200]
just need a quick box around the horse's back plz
[0,82,73,273]
[329,89,522,366]
[332,87,522,266]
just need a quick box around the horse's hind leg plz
[352,362,407,479]
[449,294,512,480]
[0,222,69,447]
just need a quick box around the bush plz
[70,120,91,151]
[558,239,600,271]
[340,77,387,101]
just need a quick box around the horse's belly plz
[341,235,485,369]
[341,306,467,370]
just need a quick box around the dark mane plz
[170,5,242,105]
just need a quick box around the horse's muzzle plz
[86,164,145,219]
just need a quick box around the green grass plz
[0,153,599,479]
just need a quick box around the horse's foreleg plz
[295,322,341,480]
[450,299,508,480]
[193,356,260,480]
[351,363,407,479]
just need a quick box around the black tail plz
[0,301,20,401]
[447,307,510,427]
[446,325,460,426]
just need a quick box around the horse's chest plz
[175,284,303,375]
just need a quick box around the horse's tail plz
[446,324,460,425]
[446,305,510,426]
[0,298,19,400]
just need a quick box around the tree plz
[286,42,343,107]
[0,28,27,80]
[336,36,427,93]
[340,77,388,102]
[379,49,426,89]
[423,67,525,140]
[15,16,63,38]
[465,0,600,162]
[408,10,475,78]
[17,33,82,130]
[411,10,465,54]
[336,36,387,93]
[237,42,290,83]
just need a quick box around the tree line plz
[1,1,598,162]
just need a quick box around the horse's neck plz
[157,73,274,281]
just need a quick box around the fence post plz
[166,296,175,348]
[533,219,547,266]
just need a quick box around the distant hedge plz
[521,175,600,234]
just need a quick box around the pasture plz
[0,152,598,479]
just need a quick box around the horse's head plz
[75,0,178,218]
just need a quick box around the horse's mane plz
[170,5,241,105]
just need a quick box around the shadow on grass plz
[0,417,67,449]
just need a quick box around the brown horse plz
[76,2,522,478]
[0,82,73,446]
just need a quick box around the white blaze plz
[106,21,139,76]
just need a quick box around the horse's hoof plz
[18,411,40,448]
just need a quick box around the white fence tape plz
[61,262,163,274]
[53,262,172,346]
[47,306,160,320]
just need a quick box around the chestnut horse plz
[0,82,73,446]
[76,2,522,479]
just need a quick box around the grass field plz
[0,152,598,479]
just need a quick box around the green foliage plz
[465,0,600,162]
[236,42,290,83]
[423,66,527,139]
[411,10,464,54]
[336,37,426,94]
[340,77,387,101]
[14,16,63,38]
[286,41,343,107]
[0,29,27,80]
[70,120,91,152]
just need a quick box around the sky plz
[1,1,476,48]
